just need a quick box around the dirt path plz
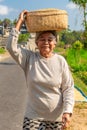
[68,102,87,130]
[74,88,86,102]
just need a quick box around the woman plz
[7,10,74,130]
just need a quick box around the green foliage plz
[54,47,65,53]
[55,47,87,90]
[66,48,87,72]
[18,33,30,43]
[73,73,87,95]
[59,30,83,45]
[13,19,17,26]
[71,64,87,72]
[76,71,87,85]
[82,30,87,48]
[70,0,87,33]
[59,30,75,45]
[0,19,2,25]
[72,40,83,50]
[71,41,83,65]
[3,18,11,28]
[58,41,65,48]
[0,47,6,54]
[66,47,87,87]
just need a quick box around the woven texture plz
[25,8,68,32]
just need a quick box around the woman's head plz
[35,30,57,43]
[35,30,57,58]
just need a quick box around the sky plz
[0,0,84,31]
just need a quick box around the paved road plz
[0,56,27,130]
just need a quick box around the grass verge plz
[73,73,87,96]
[0,47,6,54]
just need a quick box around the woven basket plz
[25,8,68,32]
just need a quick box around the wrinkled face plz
[36,32,56,57]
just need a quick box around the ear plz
[54,44,56,48]
[54,40,57,45]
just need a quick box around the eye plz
[48,39,53,42]
[39,38,45,42]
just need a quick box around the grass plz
[75,102,87,109]
[73,73,87,96]
[54,47,87,96]
[54,47,65,53]
[80,49,87,59]
[66,49,87,69]
[0,47,6,54]
[66,48,87,96]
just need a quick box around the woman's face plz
[36,32,56,57]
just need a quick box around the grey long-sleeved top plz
[6,28,74,121]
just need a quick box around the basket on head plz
[25,8,68,33]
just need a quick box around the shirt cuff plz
[10,28,20,38]
[63,103,74,115]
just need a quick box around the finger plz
[21,10,28,20]
[22,10,28,15]
[62,122,69,129]
[62,117,70,129]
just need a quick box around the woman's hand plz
[62,113,72,129]
[15,10,28,31]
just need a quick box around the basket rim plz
[27,8,68,16]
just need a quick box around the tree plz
[69,0,87,30]
[12,19,17,26]
[59,30,83,45]
[0,19,2,25]
[2,18,11,28]
[69,0,87,48]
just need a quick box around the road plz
[0,56,27,130]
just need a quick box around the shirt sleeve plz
[6,28,31,70]
[61,58,75,114]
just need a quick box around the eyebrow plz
[39,36,56,39]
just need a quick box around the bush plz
[72,40,83,50]
[18,33,30,43]
[0,47,6,54]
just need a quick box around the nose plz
[45,40,49,43]
[43,39,51,44]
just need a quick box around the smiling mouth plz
[42,45,49,48]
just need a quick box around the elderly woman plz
[7,10,74,130]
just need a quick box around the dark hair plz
[35,30,57,42]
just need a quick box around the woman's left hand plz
[62,113,71,129]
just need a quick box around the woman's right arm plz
[6,10,30,69]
